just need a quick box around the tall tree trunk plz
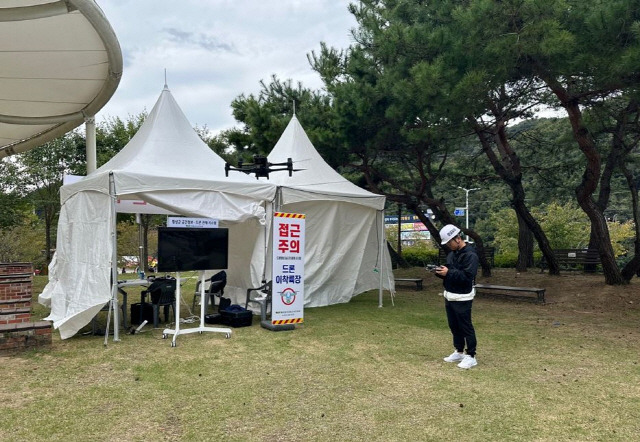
[516,211,534,271]
[553,93,625,284]
[466,228,491,277]
[586,119,626,272]
[620,163,640,280]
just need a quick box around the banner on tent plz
[167,217,219,228]
[272,212,305,325]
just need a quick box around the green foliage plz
[487,202,590,253]
[3,132,88,263]
[0,189,30,229]
[486,208,520,254]
[385,225,399,244]
[0,214,46,268]
[607,220,635,257]
[510,118,583,207]
[400,243,439,266]
[537,202,591,249]
[116,221,141,258]
[493,252,519,268]
[482,201,633,258]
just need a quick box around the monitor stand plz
[162,271,232,347]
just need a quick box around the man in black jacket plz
[434,224,479,369]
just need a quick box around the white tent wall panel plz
[278,200,390,307]
[39,190,113,339]
[353,210,394,296]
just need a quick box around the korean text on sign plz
[277,222,302,253]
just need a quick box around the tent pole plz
[264,201,273,282]
[85,117,96,174]
[109,173,120,341]
[379,209,384,308]
[267,187,283,286]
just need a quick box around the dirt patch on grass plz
[394,267,640,317]
[477,268,640,314]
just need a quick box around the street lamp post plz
[457,186,480,241]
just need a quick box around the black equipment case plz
[220,305,253,328]
[131,302,154,325]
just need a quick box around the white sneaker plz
[443,351,465,363]
[457,355,477,369]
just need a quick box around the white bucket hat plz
[439,224,461,245]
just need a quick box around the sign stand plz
[270,212,305,327]
[162,271,232,347]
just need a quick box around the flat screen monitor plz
[157,227,228,272]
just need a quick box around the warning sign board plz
[272,212,305,324]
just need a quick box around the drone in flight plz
[225,155,302,179]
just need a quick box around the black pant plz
[445,299,477,357]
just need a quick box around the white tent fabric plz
[40,87,277,339]
[0,0,122,158]
[266,116,395,307]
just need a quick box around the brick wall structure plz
[0,263,52,353]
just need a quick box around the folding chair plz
[141,277,177,328]
[191,270,227,312]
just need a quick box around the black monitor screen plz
[157,227,229,272]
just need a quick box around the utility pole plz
[457,186,480,241]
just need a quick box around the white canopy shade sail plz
[0,0,122,159]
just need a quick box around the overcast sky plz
[97,0,357,134]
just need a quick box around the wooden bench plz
[539,248,599,272]
[474,284,546,304]
[439,247,495,267]
[394,278,423,290]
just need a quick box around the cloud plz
[163,27,237,54]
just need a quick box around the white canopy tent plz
[265,116,395,307]
[0,0,122,167]
[39,89,395,339]
[39,87,277,339]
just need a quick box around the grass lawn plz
[1,269,639,441]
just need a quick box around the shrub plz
[401,244,439,266]
[493,252,518,268]
[493,252,543,268]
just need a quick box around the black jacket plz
[442,245,479,294]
